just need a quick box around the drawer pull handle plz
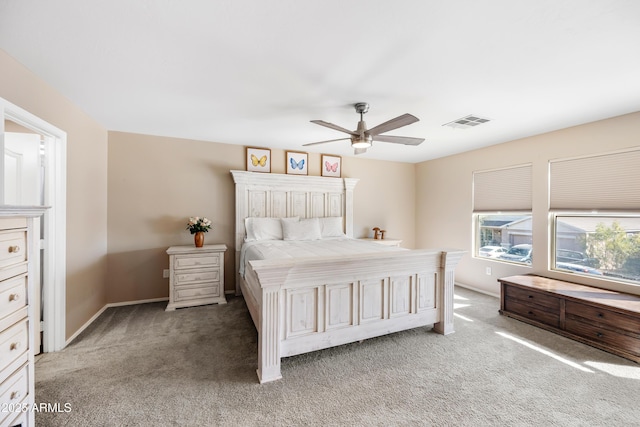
[10,342,21,351]
[9,293,20,302]
[8,245,20,253]
[596,332,603,338]
[597,313,604,318]
[528,311,534,315]
[10,391,20,400]
[528,295,534,299]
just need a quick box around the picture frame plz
[286,151,308,175]
[246,147,271,173]
[321,154,342,177]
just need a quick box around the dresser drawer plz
[504,298,561,328]
[0,232,26,270]
[504,285,561,311]
[0,363,29,425]
[175,269,220,285]
[174,254,220,270]
[565,318,640,356]
[175,283,220,301]
[0,276,27,323]
[0,320,28,371]
[566,300,640,335]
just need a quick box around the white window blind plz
[473,164,532,212]
[550,148,640,210]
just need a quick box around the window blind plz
[473,164,532,212]
[550,148,640,210]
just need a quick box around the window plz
[473,164,532,264]
[554,215,640,283]
[550,148,640,284]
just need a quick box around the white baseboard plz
[455,282,500,299]
[65,297,170,347]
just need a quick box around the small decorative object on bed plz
[246,147,271,173]
[321,154,341,177]
[231,170,465,384]
[186,216,212,248]
[286,151,308,175]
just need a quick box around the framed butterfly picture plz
[246,147,271,173]
[321,154,341,177]
[286,151,308,175]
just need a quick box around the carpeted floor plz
[34,286,640,426]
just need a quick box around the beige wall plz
[416,111,640,296]
[107,132,416,301]
[0,49,109,339]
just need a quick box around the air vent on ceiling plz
[443,115,491,129]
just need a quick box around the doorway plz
[1,97,67,352]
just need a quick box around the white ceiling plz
[1,1,639,163]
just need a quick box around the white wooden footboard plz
[243,249,464,383]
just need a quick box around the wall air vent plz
[443,115,491,129]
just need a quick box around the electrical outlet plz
[163,269,170,278]
[485,267,492,276]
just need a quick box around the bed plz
[231,170,464,383]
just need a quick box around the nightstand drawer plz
[0,320,28,370]
[174,254,220,269]
[0,276,27,323]
[0,232,26,269]
[175,283,220,301]
[175,269,220,285]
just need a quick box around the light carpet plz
[34,286,640,426]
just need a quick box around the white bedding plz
[239,237,405,276]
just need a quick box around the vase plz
[194,232,205,248]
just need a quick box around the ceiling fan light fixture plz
[351,135,372,149]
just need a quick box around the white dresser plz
[0,207,47,427]
[166,244,227,311]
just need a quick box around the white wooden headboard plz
[230,170,359,293]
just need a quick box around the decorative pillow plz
[282,217,322,241]
[318,216,345,238]
[245,217,299,241]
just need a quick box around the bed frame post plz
[257,286,282,383]
[344,178,358,238]
[433,250,465,335]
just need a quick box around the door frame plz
[1,97,67,352]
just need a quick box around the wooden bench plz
[498,275,640,363]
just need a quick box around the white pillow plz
[318,217,345,238]
[245,217,299,241]
[282,218,322,241]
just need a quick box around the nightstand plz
[166,244,227,311]
[359,238,402,247]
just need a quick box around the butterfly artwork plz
[286,152,308,175]
[246,148,271,172]
[321,155,341,177]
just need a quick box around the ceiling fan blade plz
[310,120,357,135]
[303,137,350,147]
[354,147,367,155]
[367,113,419,136]
[372,135,425,146]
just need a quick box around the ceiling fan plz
[303,102,425,155]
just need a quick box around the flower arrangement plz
[186,217,212,234]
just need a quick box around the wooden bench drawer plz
[504,285,561,311]
[504,298,561,328]
[566,300,640,334]
[565,318,640,355]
